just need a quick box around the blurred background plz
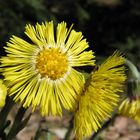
[0,0,140,66]
[0,0,140,139]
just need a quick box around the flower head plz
[0,21,95,116]
[0,80,7,108]
[119,98,138,117]
[74,52,126,139]
[119,97,140,123]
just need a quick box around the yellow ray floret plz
[0,80,7,108]
[74,52,126,139]
[119,97,140,123]
[0,21,95,116]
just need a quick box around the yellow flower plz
[0,80,7,108]
[0,21,95,116]
[74,52,126,139]
[119,97,140,123]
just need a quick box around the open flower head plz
[74,52,126,139]
[0,80,7,108]
[0,21,95,116]
[119,97,140,123]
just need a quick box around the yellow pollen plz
[36,47,69,80]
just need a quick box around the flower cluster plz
[0,21,126,139]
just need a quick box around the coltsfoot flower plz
[0,21,95,116]
[119,61,140,124]
[0,80,7,108]
[74,52,126,139]
[119,97,140,123]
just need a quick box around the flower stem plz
[126,59,140,96]
[125,59,140,79]
[64,117,74,140]
[0,97,14,137]
[6,106,30,140]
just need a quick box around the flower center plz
[36,47,69,80]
